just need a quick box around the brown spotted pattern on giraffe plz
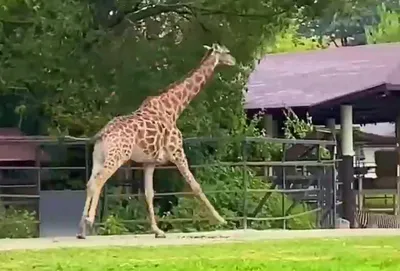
[148,144,156,153]
[137,128,145,139]
[180,89,188,101]
[194,73,203,83]
[124,126,134,135]
[145,120,156,129]
[155,135,162,150]
[185,79,194,90]
[169,136,178,146]
[156,122,166,132]
[167,95,178,107]
[175,90,183,100]
[137,139,147,149]
[164,98,173,109]
[146,130,157,137]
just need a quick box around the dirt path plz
[2,229,400,251]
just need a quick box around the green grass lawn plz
[2,237,400,271]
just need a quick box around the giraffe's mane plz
[159,49,213,93]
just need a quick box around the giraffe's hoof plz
[155,232,166,238]
[76,233,86,239]
[210,215,227,225]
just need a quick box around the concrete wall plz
[39,190,85,237]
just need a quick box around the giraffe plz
[76,43,236,239]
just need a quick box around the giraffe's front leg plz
[143,164,166,238]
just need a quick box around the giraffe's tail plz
[63,131,102,143]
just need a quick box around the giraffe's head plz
[203,43,236,66]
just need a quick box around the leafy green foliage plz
[283,108,315,139]
[365,3,400,44]
[101,163,316,234]
[101,194,149,234]
[300,0,400,45]
[0,0,345,137]
[98,214,129,235]
[165,165,316,231]
[0,202,38,238]
[258,23,326,55]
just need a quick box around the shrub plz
[97,214,129,235]
[98,192,150,235]
[0,202,38,238]
[163,165,316,232]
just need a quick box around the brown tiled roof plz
[246,43,400,124]
[0,128,50,162]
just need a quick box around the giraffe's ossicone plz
[77,43,236,239]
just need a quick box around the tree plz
[299,0,400,46]
[0,0,352,137]
[365,3,400,44]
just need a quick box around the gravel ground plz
[2,229,400,251]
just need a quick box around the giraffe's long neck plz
[159,52,218,121]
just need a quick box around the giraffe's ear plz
[203,45,212,50]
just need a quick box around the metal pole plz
[85,143,90,181]
[316,144,321,228]
[395,114,400,215]
[340,104,355,227]
[35,145,42,237]
[282,143,287,229]
[242,139,249,230]
[332,142,338,228]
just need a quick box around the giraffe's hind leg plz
[143,164,166,238]
[83,151,128,237]
[77,141,105,239]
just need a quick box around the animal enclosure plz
[0,135,340,237]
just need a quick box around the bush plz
[163,165,316,232]
[98,191,151,235]
[97,214,129,235]
[0,202,38,238]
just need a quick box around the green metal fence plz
[0,135,339,237]
[96,136,339,232]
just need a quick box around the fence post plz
[35,145,42,237]
[282,142,287,229]
[242,138,249,229]
[84,143,90,181]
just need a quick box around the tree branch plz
[124,3,192,22]
[0,18,35,25]
[116,3,288,28]
[192,7,288,19]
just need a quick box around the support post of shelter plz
[262,113,275,179]
[340,105,355,227]
[263,114,275,137]
[395,115,400,215]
